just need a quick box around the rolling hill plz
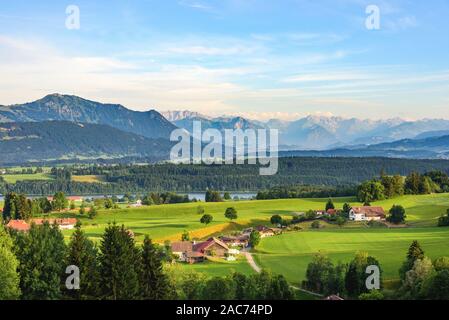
[0,121,173,165]
[0,94,177,139]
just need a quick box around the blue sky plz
[0,0,448,120]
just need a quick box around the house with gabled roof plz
[349,206,386,221]
[6,220,31,232]
[194,237,229,258]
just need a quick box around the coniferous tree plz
[99,223,141,300]
[140,236,170,300]
[325,198,335,211]
[65,222,100,300]
[0,225,21,300]
[400,241,425,279]
[14,222,67,300]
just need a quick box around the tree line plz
[3,157,449,195]
[0,222,293,300]
[1,192,67,221]
[357,170,449,204]
[303,240,449,300]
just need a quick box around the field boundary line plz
[243,249,324,298]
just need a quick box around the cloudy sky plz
[0,0,448,120]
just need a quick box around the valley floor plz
[39,192,449,286]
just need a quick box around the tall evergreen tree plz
[325,198,335,211]
[400,241,425,279]
[14,222,67,300]
[140,236,170,300]
[0,225,21,300]
[99,223,141,300]
[345,252,382,297]
[65,222,100,300]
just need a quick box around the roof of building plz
[6,220,30,232]
[194,237,229,252]
[220,234,250,242]
[326,209,337,215]
[31,218,78,226]
[352,206,386,217]
[171,241,193,253]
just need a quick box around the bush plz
[358,290,384,300]
[311,221,321,229]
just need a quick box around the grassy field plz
[56,193,449,243]
[1,173,54,183]
[71,175,105,183]
[7,192,449,283]
[180,257,254,277]
[57,197,360,243]
[254,227,449,285]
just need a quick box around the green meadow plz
[55,193,449,243]
[1,173,54,184]
[4,192,449,282]
[254,227,449,285]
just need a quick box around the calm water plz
[0,192,257,202]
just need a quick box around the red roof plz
[171,241,193,252]
[193,237,229,253]
[31,218,78,226]
[6,220,30,232]
[326,209,337,215]
[352,206,386,218]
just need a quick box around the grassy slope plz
[1,173,54,183]
[254,227,449,285]
[58,197,360,243]
[11,192,449,283]
[58,193,449,243]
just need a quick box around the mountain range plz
[2,94,449,164]
[0,121,172,165]
[0,94,176,139]
[164,110,449,150]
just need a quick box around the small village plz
[169,205,387,265]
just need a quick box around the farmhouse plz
[220,234,249,247]
[194,237,229,257]
[6,218,78,231]
[6,220,31,232]
[255,225,282,238]
[171,241,194,262]
[171,238,230,264]
[349,206,386,221]
[32,218,78,230]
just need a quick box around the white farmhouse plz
[349,206,386,221]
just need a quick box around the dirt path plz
[243,249,324,298]
[243,251,261,273]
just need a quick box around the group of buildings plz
[315,206,386,222]
[171,225,282,264]
[6,218,78,232]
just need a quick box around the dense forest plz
[2,157,449,195]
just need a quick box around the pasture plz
[5,192,449,282]
[1,173,54,183]
[57,193,449,243]
[254,227,449,285]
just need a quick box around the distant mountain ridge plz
[0,121,172,165]
[165,110,449,150]
[4,95,449,151]
[0,94,177,139]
